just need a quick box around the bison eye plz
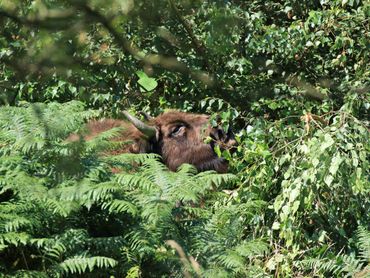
[171,125,185,136]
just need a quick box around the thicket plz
[0,0,369,277]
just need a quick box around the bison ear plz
[123,111,159,141]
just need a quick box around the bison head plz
[79,111,236,173]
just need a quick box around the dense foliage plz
[0,0,369,277]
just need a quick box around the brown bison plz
[73,111,236,173]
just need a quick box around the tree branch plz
[168,0,211,71]
[0,8,76,30]
[0,4,215,87]
[80,4,214,86]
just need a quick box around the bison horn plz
[139,111,153,121]
[123,111,157,140]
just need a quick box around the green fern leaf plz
[356,226,370,260]
[0,232,30,247]
[101,199,138,215]
[60,255,117,274]
[234,239,269,258]
[3,217,32,232]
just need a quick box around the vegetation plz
[0,0,369,277]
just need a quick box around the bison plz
[73,111,236,173]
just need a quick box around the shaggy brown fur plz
[69,111,236,173]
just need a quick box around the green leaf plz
[136,71,158,91]
[320,134,335,153]
[214,145,222,157]
[60,256,117,274]
[324,175,334,186]
[272,221,280,230]
[329,154,343,176]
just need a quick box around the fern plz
[0,101,96,153]
[234,240,270,258]
[103,152,160,165]
[101,199,138,215]
[0,101,269,277]
[43,198,79,217]
[3,217,32,233]
[81,181,120,202]
[59,255,118,274]
[299,226,370,277]
[202,268,230,278]
[205,239,269,274]
[84,126,127,153]
[0,232,30,247]
[36,240,66,260]
[126,265,141,278]
[357,226,370,261]
[217,250,246,271]
[115,159,236,226]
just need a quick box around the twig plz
[166,240,202,277]
[0,5,215,87]
[0,8,76,30]
[21,250,29,270]
[80,4,214,86]
[168,0,210,71]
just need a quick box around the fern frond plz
[83,181,120,202]
[0,243,8,251]
[176,163,199,175]
[341,254,364,276]
[172,184,199,203]
[1,172,48,198]
[300,257,341,276]
[89,235,125,256]
[85,127,127,153]
[195,172,236,189]
[101,199,138,215]
[202,267,230,278]
[299,226,370,278]
[116,173,156,191]
[356,226,370,260]
[43,198,79,217]
[142,159,173,187]
[30,238,67,259]
[30,238,67,260]
[124,230,153,256]
[234,239,269,258]
[141,200,173,225]
[0,101,94,153]
[3,216,32,232]
[0,232,30,247]
[103,152,160,164]
[181,206,210,218]
[29,237,50,248]
[59,255,117,274]
[217,250,245,271]
[126,265,141,278]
